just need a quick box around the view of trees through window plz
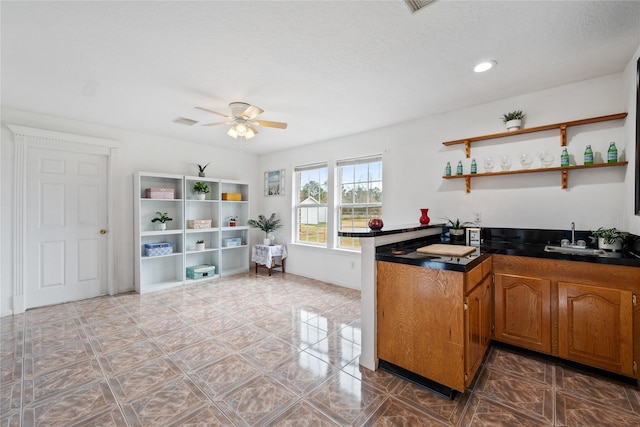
[295,165,328,245]
[338,157,382,249]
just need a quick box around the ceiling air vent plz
[173,117,198,126]
[405,0,436,13]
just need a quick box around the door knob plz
[100,229,107,234]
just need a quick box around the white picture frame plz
[466,227,481,247]
[265,169,285,196]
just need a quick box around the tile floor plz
[2,271,640,426]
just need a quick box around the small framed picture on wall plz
[265,169,285,196]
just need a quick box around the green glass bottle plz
[607,142,618,163]
[470,158,477,174]
[445,161,452,176]
[584,145,593,165]
[560,147,569,167]
[456,160,463,175]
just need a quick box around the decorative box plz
[145,188,175,199]
[144,242,173,257]
[186,264,216,279]
[222,193,242,201]
[187,219,212,229]
[223,237,242,247]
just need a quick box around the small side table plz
[252,244,287,276]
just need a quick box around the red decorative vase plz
[419,208,430,225]
[368,218,384,230]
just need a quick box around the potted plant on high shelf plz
[443,217,474,241]
[195,239,205,251]
[193,181,209,200]
[591,227,629,251]
[191,162,211,177]
[248,213,283,245]
[501,110,525,131]
[151,211,172,231]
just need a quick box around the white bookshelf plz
[134,172,250,293]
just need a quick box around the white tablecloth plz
[251,244,287,266]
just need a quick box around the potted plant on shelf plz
[591,227,629,251]
[501,110,525,131]
[190,162,211,177]
[248,213,283,245]
[151,211,172,231]
[195,239,205,251]
[228,215,238,227]
[443,217,474,241]
[193,181,209,200]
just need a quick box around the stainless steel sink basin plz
[544,245,608,256]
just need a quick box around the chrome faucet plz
[571,222,575,245]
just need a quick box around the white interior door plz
[25,147,108,308]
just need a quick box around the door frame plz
[7,124,120,314]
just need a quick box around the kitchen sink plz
[544,245,608,257]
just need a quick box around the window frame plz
[336,155,383,250]
[294,163,329,247]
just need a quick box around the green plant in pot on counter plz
[591,227,629,251]
[442,217,474,239]
[248,213,283,245]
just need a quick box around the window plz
[338,156,383,249]
[295,164,328,245]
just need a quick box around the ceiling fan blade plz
[241,104,264,120]
[195,106,231,118]
[256,120,288,129]
[201,121,229,126]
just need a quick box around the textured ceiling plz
[2,1,639,154]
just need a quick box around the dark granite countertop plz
[337,223,445,238]
[375,228,640,272]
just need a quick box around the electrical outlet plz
[473,212,481,223]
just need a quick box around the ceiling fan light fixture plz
[474,60,497,73]
[245,125,258,139]
[227,126,239,139]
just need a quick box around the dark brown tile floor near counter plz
[2,271,640,426]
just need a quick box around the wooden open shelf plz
[443,161,628,193]
[442,113,627,158]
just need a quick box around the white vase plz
[156,223,166,231]
[196,193,205,200]
[505,119,522,131]
[598,237,622,251]
[195,242,205,251]
[263,238,271,246]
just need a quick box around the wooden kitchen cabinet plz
[558,281,633,376]
[493,254,639,378]
[377,257,492,392]
[494,273,552,353]
[464,272,492,387]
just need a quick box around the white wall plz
[2,65,638,316]
[259,72,635,287]
[1,108,259,316]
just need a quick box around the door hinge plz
[634,361,637,374]
[633,294,637,307]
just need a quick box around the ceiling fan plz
[195,102,288,140]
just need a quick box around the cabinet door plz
[377,261,466,392]
[494,273,551,353]
[558,281,633,376]
[465,274,492,387]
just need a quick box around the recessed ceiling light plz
[474,60,497,73]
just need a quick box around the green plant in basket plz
[193,181,209,194]
[501,110,525,124]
